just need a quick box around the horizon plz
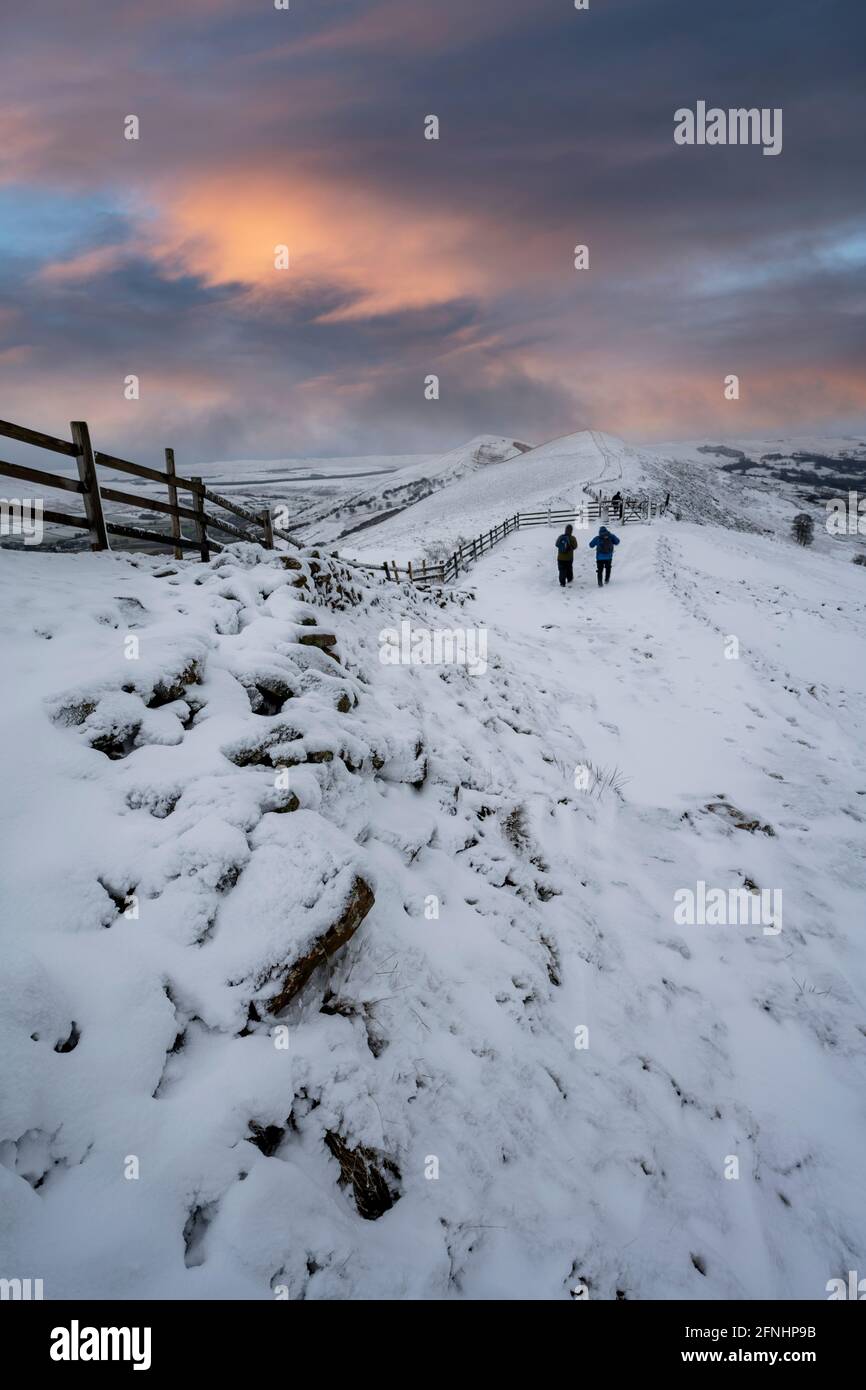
[29,421,866,476]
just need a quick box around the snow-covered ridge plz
[293,434,532,544]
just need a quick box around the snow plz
[1,446,866,1301]
[343,429,630,564]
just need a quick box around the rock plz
[298,631,337,651]
[264,876,375,1012]
[705,800,775,836]
[54,1021,80,1054]
[245,677,293,716]
[90,720,142,760]
[149,659,205,708]
[53,699,97,727]
[246,1121,287,1157]
[324,1130,400,1220]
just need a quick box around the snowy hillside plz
[2,475,865,1299]
[291,434,533,546]
[344,430,866,569]
[342,429,640,566]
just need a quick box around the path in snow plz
[454,518,866,1300]
[466,522,758,807]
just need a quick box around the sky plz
[1,0,865,466]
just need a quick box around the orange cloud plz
[145,169,503,320]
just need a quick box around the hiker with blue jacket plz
[555,523,577,586]
[590,525,619,587]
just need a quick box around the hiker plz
[589,525,619,586]
[611,490,624,520]
[555,523,577,586]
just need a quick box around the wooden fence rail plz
[0,416,294,559]
[349,495,669,588]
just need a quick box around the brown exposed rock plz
[705,800,776,836]
[264,875,375,1013]
[298,631,337,651]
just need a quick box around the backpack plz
[556,533,572,555]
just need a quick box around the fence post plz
[408,559,413,583]
[382,561,390,581]
[164,447,183,559]
[391,560,398,581]
[190,476,210,561]
[70,421,109,551]
[261,508,274,549]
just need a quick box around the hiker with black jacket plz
[555,523,577,586]
[589,525,619,586]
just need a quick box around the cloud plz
[0,0,864,457]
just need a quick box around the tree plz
[792,512,815,546]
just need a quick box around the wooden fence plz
[352,497,668,587]
[0,417,288,559]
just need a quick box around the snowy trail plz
[454,519,866,1299]
[585,429,624,494]
[466,519,866,813]
[466,523,755,805]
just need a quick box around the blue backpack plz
[556,533,572,555]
